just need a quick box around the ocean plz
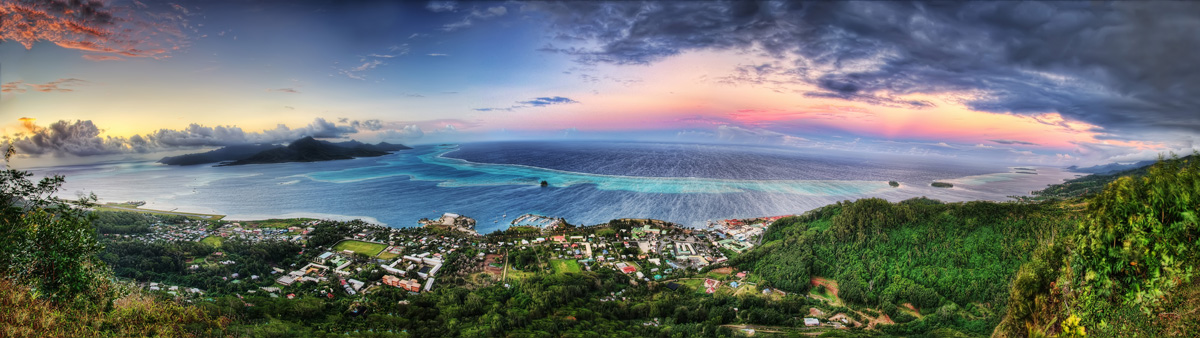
[30,141,1079,233]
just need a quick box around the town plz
[100,210,867,332]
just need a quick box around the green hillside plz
[731,198,1077,336]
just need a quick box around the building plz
[316,252,334,263]
[403,279,421,292]
[804,318,820,327]
[382,275,402,287]
[276,275,296,286]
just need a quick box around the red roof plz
[621,266,637,274]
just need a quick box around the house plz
[665,282,681,291]
[621,266,637,274]
[804,318,820,326]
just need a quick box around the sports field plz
[333,240,387,257]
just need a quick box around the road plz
[98,205,219,219]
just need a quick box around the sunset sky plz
[2,1,1199,167]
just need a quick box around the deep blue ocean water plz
[31,141,1079,233]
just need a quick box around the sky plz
[2,0,1199,167]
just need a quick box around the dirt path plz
[720,324,789,334]
[810,277,839,298]
[902,303,923,318]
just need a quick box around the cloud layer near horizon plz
[6,118,359,157]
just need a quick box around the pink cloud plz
[0,79,87,93]
[0,1,189,60]
[82,54,125,61]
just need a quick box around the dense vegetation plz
[224,137,410,166]
[998,154,1200,337]
[730,197,1076,336]
[1026,155,1195,200]
[1,148,232,337]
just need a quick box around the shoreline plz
[54,148,1082,230]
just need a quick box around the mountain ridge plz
[158,137,411,166]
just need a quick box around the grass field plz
[377,251,400,261]
[506,267,537,281]
[550,259,581,273]
[200,236,224,248]
[333,240,387,257]
[674,278,708,293]
[705,271,729,279]
[809,287,842,306]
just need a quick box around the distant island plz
[888,180,900,187]
[1067,159,1158,175]
[158,144,282,165]
[159,137,411,166]
[931,181,954,188]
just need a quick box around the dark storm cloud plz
[529,1,1200,136]
[7,118,359,157]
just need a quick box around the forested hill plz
[1029,153,1196,200]
[732,154,1200,337]
[223,137,410,166]
[158,143,280,165]
[730,198,1077,336]
[158,137,412,166]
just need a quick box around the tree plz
[0,145,108,305]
